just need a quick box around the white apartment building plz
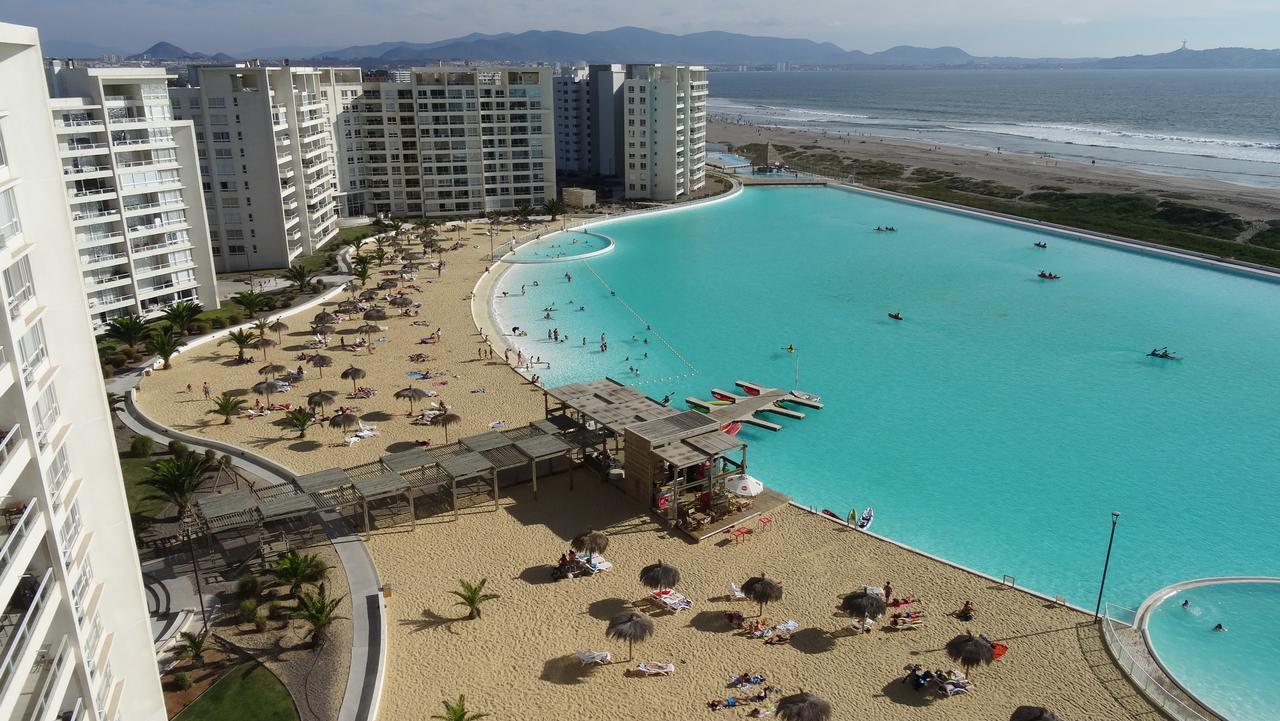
[0,22,168,721]
[45,64,218,331]
[621,64,708,200]
[553,64,626,180]
[320,66,556,218]
[170,63,345,271]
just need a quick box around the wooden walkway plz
[685,380,824,432]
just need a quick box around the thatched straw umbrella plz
[329,411,358,434]
[1010,708,1063,721]
[252,380,284,404]
[946,632,995,673]
[639,560,680,591]
[358,288,380,302]
[308,354,333,378]
[840,591,886,625]
[258,363,287,379]
[378,278,399,290]
[389,295,414,308]
[393,386,431,414]
[253,336,277,360]
[605,611,654,661]
[313,310,337,325]
[742,574,784,617]
[363,307,388,321]
[307,390,338,411]
[267,318,289,341]
[355,323,381,348]
[571,530,608,556]
[776,692,832,721]
[311,324,336,336]
[404,251,424,261]
[340,365,366,393]
[336,300,360,314]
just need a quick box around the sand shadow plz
[383,441,419,454]
[877,677,937,707]
[789,627,837,654]
[361,411,394,422]
[399,608,461,635]
[687,610,735,633]
[539,654,600,685]
[224,388,251,398]
[586,597,631,621]
[287,440,322,452]
[516,565,557,586]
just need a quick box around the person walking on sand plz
[884,581,893,602]
[186,383,193,395]
[201,382,211,400]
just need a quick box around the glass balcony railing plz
[0,569,55,696]
[0,500,36,596]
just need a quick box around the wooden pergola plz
[623,410,748,528]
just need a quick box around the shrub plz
[238,598,259,624]
[227,312,244,325]
[253,614,267,632]
[209,317,227,330]
[236,575,261,599]
[312,280,327,291]
[130,435,155,458]
[174,672,192,690]
[101,365,115,379]
[109,354,128,369]
[167,440,188,457]
[266,600,282,619]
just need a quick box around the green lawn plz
[337,225,379,245]
[174,662,298,721]
[119,453,165,519]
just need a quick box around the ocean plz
[708,69,1280,189]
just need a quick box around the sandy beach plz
[368,477,1155,721]
[709,119,1280,223]
[134,220,560,475]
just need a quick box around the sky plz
[4,0,1279,58]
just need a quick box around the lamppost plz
[1093,511,1121,621]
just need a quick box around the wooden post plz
[492,469,499,510]
[408,488,416,529]
[531,459,538,499]
[451,477,459,520]
[363,498,370,535]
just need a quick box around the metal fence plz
[1100,604,1216,721]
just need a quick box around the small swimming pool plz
[1143,579,1280,721]
[505,231,613,263]
[707,152,752,167]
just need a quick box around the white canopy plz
[727,474,764,497]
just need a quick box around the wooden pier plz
[686,380,824,432]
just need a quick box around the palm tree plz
[515,201,532,222]
[542,198,567,220]
[450,578,499,620]
[282,264,315,293]
[373,246,388,266]
[179,631,208,666]
[142,452,212,519]
[145,326,184,369]
[161,300,204,335]
[272,551,332,596]
[208,392,247,425]
[106,314,150,352]
[292,584,345,646]
[431,696,489,721]
[221,329,259,363]
[231,290,269,318]
[351,264,372,286]
[106,391,125,414]
[439,411,462,444]
[282,408,314,438]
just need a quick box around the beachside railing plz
[1100,604,1216,721]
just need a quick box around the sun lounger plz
[634,661,675,676]
[776,620,799,634]
[575,650,611,665]
[650,589,692,612]
[729,582,747,601]
[938,680,973,697]
[344,436,360,446]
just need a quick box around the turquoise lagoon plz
[490,185,1280,609]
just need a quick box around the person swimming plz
[1214,623,1226,632]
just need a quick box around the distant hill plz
[316,27,971,66]
[1090,47,1280,69]
[128,42,205,60]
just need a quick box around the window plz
[209,114,228,126]
[33,384,61,448]
[220,197,240,208]
[3,255,35,318]
[209,98,226,108]
[0,122,7,166]
[0,187,20,243]
[228,244,246,255]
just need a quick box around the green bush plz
[227,312,244,325]
[236,575,261,599]
[130,435,155,458]
[174,672,192,690]
[274,298,291,309]
[253,614,267,632]
[237,598,258,624]
[266,600,282,619]
[168,440,189,457]
[209,317,227,330]
[101,365,115,379]
[109,354,128,369]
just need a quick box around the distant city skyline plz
[6,0,1280,59]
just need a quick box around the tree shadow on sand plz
[877,676,938,707]
[540,654,602,685]
[515,564,558,586]
[287,440,322,452]
[789,627,837,654]
[398,608,461,635]
[586,597,630,621]
[687,610,735,633]
[361,411,394,422]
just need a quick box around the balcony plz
[54,118,105,133]
[122,199,186,217]
[0,431,28,496]
[58,143,108,158]
[19,345,47,389]
[117,156,178,170]
[127,218,188,237]
[67,187,116,203]
[76,231,125,248]
[0,570,57,703]
[85,294,133,312]
[131,237,190,256]
[80,251,128,268]
[70,209,120,226]
[111,134,175,149]
[23,635,73,721]
[139,277,197,299]
[61,165,111,178]
[134,258,194,278]
[85,273,131,289]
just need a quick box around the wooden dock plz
[685,380,824,432]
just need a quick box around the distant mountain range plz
[52,30,1280,70]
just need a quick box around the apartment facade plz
[0,22,168,721]
[320,66,556,218]
[553,64,706,201]
[621,64,708,200]
[171,63,344,271]
[45,64,218,331]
